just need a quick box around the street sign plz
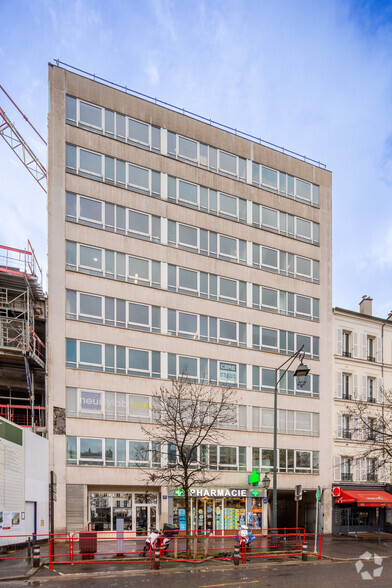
[332,487,341,497]
[263,497,267,504]
[316,485,322,501]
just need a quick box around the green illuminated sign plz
[252,490,260,497]
[175,488,184,497]
[248,470,260,487]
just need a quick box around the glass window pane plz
[219,151,236,174]
[296,257,311,277]
[129,257,149,280]
[128,164,149,189]
[178,136,197,160]
[80,149,102,175]
[105,110,114,134]
[262,167,277,188]
[66,96,76,121]
[220,320,236,342]
[297,295,311,315]
[129,349,149,371]
[80,102,102,128]
[66,192,76,218]
[66,144,76,169]
[262,328,277,348]
[66,290,76,317]
[262,288,277,308]
[80,246,102,269]
[179,180,197,204]
[80,438,102,459]
[129,303,149,327]
[220,236,237,258]
[262,248,278,268]
[262,207,278,228]
[80,294,102,318]
[129,119,149,144]
[178,312,197,336]
[129,210,149,235]
[80,342,102,365]
[220,193,237,216]
[220,277,236,300]
[262,368,275,388]
[179,356,197,378]
[296,179,311,200]
[179,268,197,291]
[80,197,102,223]
[297,218,312,239]
[179,224,198,247]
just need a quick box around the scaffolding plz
[0,243,46,432]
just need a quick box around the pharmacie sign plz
[189,487,247,498]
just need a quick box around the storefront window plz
[89,491,158,531]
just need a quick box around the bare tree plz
[140,377,238,540]
[345,386,392,479]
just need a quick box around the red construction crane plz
[0,84,47,193]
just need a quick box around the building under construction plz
[0,242,46,433]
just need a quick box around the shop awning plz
[335,490,392,507]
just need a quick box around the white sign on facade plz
[219,362,237,384]
[189,488,247,498]
[80,389,102,412]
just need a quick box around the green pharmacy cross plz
[252,490,260,497]
[248,469,260,487]
[175,488,184,497]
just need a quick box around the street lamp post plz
[272,346,310,532]
[261,473,270,535]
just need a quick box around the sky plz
[0,0,392,317]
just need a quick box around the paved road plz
[1,556,392,588]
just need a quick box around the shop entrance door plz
[191,498,225,534]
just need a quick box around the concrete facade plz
[48,65,332,534]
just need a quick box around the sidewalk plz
[1,535,392,582]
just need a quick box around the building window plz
[367,378,375,403]
[342,332,351,357]
[342,415,350,439]
[366,458,376,482]
[367,337,375,362]
[341,457,352,481]
[342,374,350,400]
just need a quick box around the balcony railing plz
[342,350,351,358]
[367,356,376,362]
[341,472,353,481]
[342,393,351,400]
[0,404,46,428]
[367,472,376,482]
[367,397,376,403]
[342,430,351,439]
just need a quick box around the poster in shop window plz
[178,508,186,531]
[219,362,237,384]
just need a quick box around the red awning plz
[335,490,392,507]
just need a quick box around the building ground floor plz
[65,482,323,534]
[332,485,392,535]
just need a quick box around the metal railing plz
[52,60,326,169]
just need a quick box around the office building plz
[48,64,332,534]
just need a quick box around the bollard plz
[173,537,178,558]
[234,543,240,565]
[27,537,32,559]
[33,544,40,568]
[302,541,308,561]
[153,539,160,570]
